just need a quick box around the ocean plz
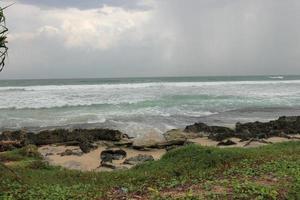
[1,75,300,137]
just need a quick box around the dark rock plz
[208,131,235,141]
[184,122,210,133]
[1,128,125,148]
[101,162,128,170]
[78,137,97,153]
[235,116,300,139]
[123,154,154,165]
[217,139,237,146]
[0,141,23,152]
[184,122,235,141]
[100,149,127,163]
[60,149,82,156]
[113,139,133,147]
[157,140,187,148]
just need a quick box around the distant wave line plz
[1,79,300,91]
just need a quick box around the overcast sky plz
[1,0,300,79]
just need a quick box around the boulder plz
[123,154,154,165]
[78,137,97,153]
[163,129,187,141]
[100,149,127,163]
[217,139,237,146]
[132,132,166,150]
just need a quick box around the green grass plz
[1,142,300,199]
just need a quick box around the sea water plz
[0,76,300,137]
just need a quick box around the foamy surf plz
[0,76,300,134]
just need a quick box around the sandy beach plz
[38,134,300,172]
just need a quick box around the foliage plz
[0,4,8,71]
[0,142,300,199]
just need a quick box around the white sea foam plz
[0,78,300,131]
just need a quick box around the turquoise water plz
[0,75,300,136]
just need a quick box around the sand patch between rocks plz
[38,135,300,171]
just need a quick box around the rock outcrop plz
[132,132,166,150]
[235,116,300,140]
[183,116,300,142]
[184,122,235,141]
[100,148,127,163]
[0,128,125,152]
[123,154,154,165]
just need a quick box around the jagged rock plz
[184,122,235,141]
[123,154,154,165]
[0,128,125,147]
[100,149,127,163]
[217,139,237,146]
[236,116,300,139]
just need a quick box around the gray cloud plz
[1,0,300,79]
[17,0,150,10]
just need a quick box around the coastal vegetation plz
[0,141,300,199]
[0,4,8,72]
[1,116,300,199]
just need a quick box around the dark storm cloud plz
[17,0,149,10]
[2,0,300,79]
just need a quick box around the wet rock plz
[100,149,127,163]
[123,154,154,165]
[217,139,237,146]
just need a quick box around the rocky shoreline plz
[1,116,300,171]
